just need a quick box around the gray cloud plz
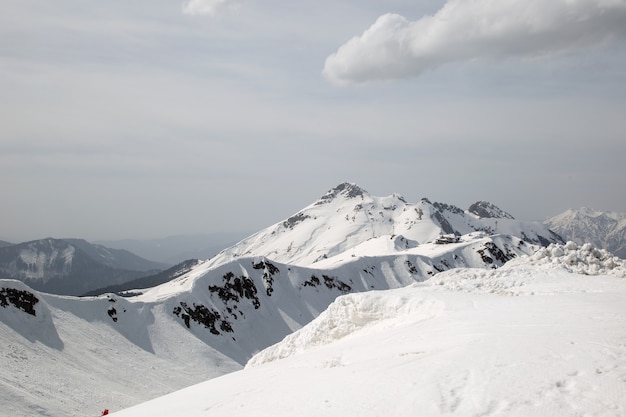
[323,0,626,84]
[1,0,625,242]
[182,0,241,16]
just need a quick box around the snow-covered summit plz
[545,207,626,258]
[206,183,561,268]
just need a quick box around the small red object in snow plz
[102,410,109,416]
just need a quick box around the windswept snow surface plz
[111,248,626,417]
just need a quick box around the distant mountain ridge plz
[96,232,248,264]
[0,238,167,296]
[545,208,626,258]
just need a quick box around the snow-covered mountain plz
[205,182,562,268]
[0,183,573,416]
[0,238,167,295]
[545,207,626,258]
[111,241,626,417]
[0,240,13,248]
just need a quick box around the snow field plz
[111,266,626,417]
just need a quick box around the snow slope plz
[0,280,240,417]
[111,250,626,417]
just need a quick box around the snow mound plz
[247,290,443,367]
[430,242,626,295]
[512,241,625,277]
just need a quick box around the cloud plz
[323,0,626,84]
[182,0,240,16]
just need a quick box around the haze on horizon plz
[2,0,625,243]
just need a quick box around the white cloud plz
[182,0,240,16]
[323,0,626,84]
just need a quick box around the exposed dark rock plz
[283,213,310,229]
[431,210,456,235]
[477,242,517,266]
[433,202,465,216]
[302,274,352,294]
[468,201,515,219]
[322,275,352,294]
[315,182,366,205]
[173,301,233,335]
[0,287,39,316]
[107,307,118,322]
[209,272,260,309]
[252,260,279,296]
[405,260,418,274]
[362,265,376,276]
[521,231,564,247]
[302,275,321,288]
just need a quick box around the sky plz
[2,0,626,242]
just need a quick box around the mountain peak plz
[576,207,603,218]
[468,201,515,219]
[545,208,626,258]
[315,182,367,205]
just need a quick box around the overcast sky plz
[2,0,625,242]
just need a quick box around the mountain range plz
[545,207,626,258]
[0,238,168,296]
[0,183,623,416]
